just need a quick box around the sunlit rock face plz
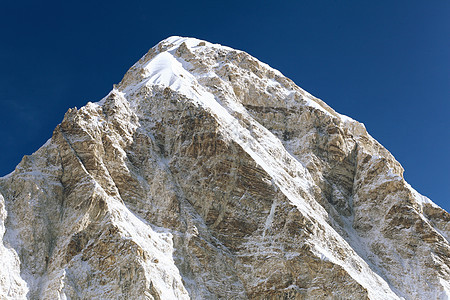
[0,36,448,300]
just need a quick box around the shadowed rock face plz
[0,36,448,300]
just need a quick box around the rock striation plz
[0,36,449,299]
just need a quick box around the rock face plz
[0,36,449,299]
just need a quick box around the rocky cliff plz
[0,36,449,299]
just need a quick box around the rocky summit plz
[0,36,449,299]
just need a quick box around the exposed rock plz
[0,36,448,299]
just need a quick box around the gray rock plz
[0,36,448,299]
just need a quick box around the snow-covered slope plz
[0,36,449,299]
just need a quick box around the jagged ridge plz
[0,36,449,299]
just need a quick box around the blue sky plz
[1,1,448,211]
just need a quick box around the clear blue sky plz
[1,1,448,211]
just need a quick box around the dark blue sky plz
[1,1,448,211]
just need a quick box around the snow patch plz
[0,194,28,299]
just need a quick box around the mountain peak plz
[0,37,448,299]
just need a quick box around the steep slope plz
[0,36,448,299]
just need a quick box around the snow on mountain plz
[0,36,449,299]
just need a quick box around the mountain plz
[0,36,449,299]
